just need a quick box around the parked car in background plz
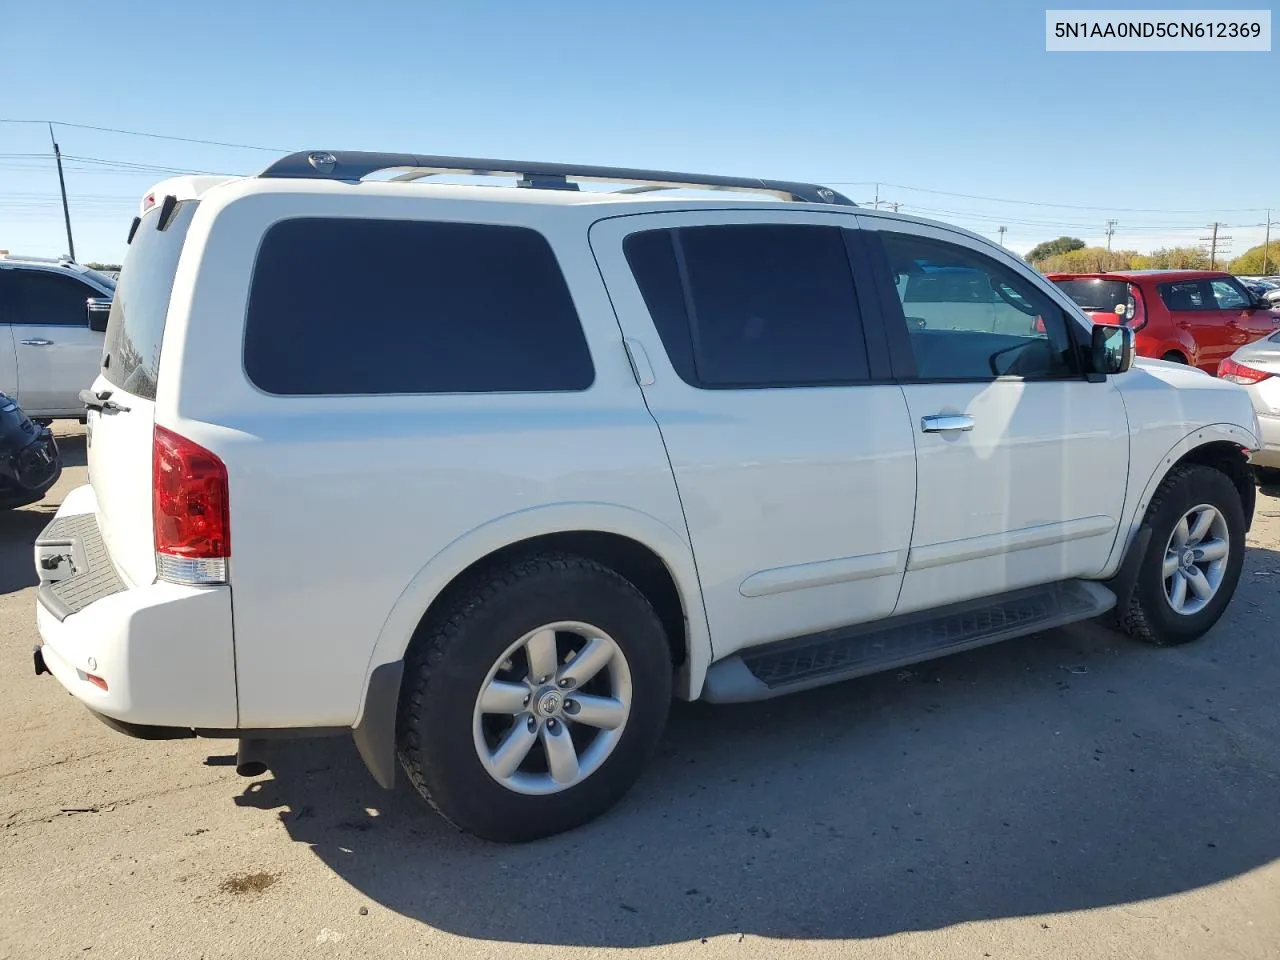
[1240,278,1280,306]
[0,255,114,421]
[1219,330,1280,480]
[0,391,61,509]
[1048,270,1280,373]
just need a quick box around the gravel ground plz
[3,426,1279,960]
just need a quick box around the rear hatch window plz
[90,198,199,587]
[1051,277,1137,323]
[102,200,199,400]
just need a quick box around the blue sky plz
[3,0,1275,263]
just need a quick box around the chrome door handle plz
[21,338,53,346]
[921,414,974,433]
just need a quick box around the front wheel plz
[1119,465,1245,646]
[396,554,672,842]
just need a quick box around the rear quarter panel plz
[162,187,701,728]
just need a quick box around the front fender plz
[355,501,711,722]
[1101,421,1260,577]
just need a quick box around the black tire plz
[1119,464,1245,646]
[1161,351,1188,364]
[396,553,672,842]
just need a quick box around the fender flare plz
[1171,334,1199,367]
[351,502,711,788]
[1102,422,1260,579]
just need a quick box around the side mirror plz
[1091,323,1134,376]
[86,298,111,333]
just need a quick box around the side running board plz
[701,580,1115,703]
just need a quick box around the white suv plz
[32,152,1261,842]
[0,255,115,419]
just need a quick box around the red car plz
[1048,269,1280,374]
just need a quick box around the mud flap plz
[351,660,404,790]
[1104,525,1153,613]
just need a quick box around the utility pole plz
[1105,219,1118,252]
[873,183,880,210]
[48,124,76,262]
[1265,210,1274,275]
[1200,222,1232,270]
[997,225,1007,247]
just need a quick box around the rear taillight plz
[1125,283,1146,330]
[153,425,229,584]
[1218,357,1272,384]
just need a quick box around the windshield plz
[83,268,118,292]
[101,200,199,401]
[1052,278,1132,314]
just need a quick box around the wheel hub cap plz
[472,622,633,796]
[1162,503,1230,617]
[535,688,564,717]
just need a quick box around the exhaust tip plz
[235,738,270,778]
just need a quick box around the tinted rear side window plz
[103,200,199,400]
[10,270,101,326]
[624,224,869,388]
[244,218,594,395]
[1158,281,1209,312]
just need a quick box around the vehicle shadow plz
[0,506,55,594]
[234,540,1280,947]
[0,428,83,595]
[56,433,87,469]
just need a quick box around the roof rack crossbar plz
[258,151,855,206]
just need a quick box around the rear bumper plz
[33,485,239,729]
[1249,414,1280,469]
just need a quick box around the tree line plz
[1025,236,1280,275]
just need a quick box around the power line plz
[0,152,240,177]
[64,155,233,176]
[826,179,1275,215]
[0,117,285,152]
[893,202,1213,232]
[2,117,1274,217]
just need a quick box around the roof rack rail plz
[258,151,856,206]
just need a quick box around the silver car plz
[1221,330,1280,475]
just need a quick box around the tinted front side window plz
[1210,279,1249,310]
[244,219,593,395]
[103,200,199,400]
[624,224,869,388]
[880,232,1078,380]
[11,271,98,326]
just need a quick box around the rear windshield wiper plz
[79,388,131,414]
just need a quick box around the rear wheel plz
[1162,351,1188,364]
[396,554,672,842]
[1119,465,1245,646]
